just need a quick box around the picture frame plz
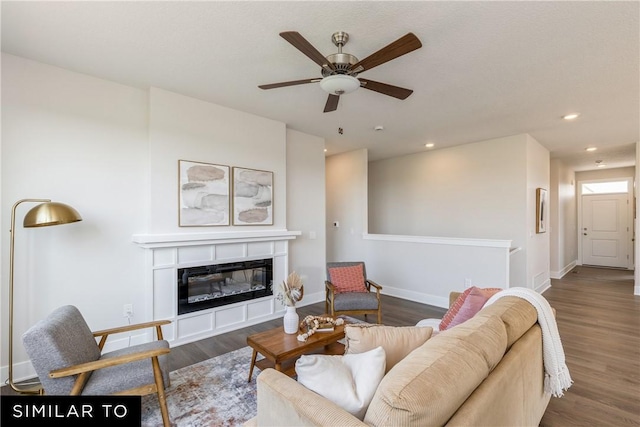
[178,160,230,227]
[232,167,273,225]
[536,188,547,234]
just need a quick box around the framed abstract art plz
[179,160,230,226]
[232,167,273,225]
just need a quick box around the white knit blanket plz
[484,287,573,397]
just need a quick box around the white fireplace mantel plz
[132,229,300,347]
[132,229,301,248]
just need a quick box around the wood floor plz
[540,266,640,427]
[4,266,639,426]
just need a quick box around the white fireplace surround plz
[133,230,300,346]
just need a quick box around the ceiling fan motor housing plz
[322,53,359,77]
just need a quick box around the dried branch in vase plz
[276,272,304,307]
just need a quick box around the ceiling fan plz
[259,31,422,113]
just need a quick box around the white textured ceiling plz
[2,1,639,170]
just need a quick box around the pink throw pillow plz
[328,265,368,293]
[439,287,502,331]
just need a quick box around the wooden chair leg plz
[377,310,382,325]
[151,356,171,427]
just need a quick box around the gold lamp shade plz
[23,202,82,228]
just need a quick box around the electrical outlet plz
[123,304,133,318]
[464,279,472,289]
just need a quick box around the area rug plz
[141,346,258,427]
[141,316,363,426]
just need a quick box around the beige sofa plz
[247,295,551,426]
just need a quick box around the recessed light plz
[374,125,384,131]
[324,148,327,152]
[425,143,435,148]
[563,113,580,120]
[597,164,607,168]
[585,147,597,152]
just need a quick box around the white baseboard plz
[381,286,449,309]
[537,279,552,294]
[550,260,577,279]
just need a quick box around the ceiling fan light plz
[320,75,360,95]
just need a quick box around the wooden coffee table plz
[247,319,346,381]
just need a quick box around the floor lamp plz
[8,199,82,394]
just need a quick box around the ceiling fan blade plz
[359,78,413,100]
[351,33,422,73]
[258,78,321,90]
[324,94,340,113]
[280,31,335,71]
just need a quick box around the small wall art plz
[232,167,273,225]
[179,160,230,226]
[536,187,547,234]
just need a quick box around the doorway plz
[578,178,634,269]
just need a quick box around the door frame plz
[577,177,634,269]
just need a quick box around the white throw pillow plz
[295,346,386,420]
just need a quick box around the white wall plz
[1,54,327,381]
[327,144,522,307]
[526,135,551,291]
[286,129,326,303]
[148,88,287,232]
[326,149,369,261]
[368,135,527,243]
[550,158,577,278]
[329,134,550,302]
[368,134,539,288]
[575,166,635,182]
[1,54,149,381]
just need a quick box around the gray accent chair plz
[22,305,172,427]
[325,261,382,324]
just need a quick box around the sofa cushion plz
[296,346,386,420]
[363,314,508,427]
[344,325,433,373]
[475,296,538,349]
[328,264,368,293]
[440,286,502,331]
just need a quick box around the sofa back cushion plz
[363,313,508,427]
[344,325,433,373]
[476,296,537,349]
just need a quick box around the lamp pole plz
[9,199,49,393]
[8,199,82,394]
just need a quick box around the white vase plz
[283,306,299,334]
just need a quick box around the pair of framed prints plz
[178,160,273,227]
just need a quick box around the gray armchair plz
[325,261,382,324]
[22,305,172,427]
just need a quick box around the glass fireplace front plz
[177,258,273,315]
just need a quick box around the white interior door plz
[581,193,629,268]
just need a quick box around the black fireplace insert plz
[177,258,273,315]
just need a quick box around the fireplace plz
[178,258,273,315]
[133,229,299,346]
